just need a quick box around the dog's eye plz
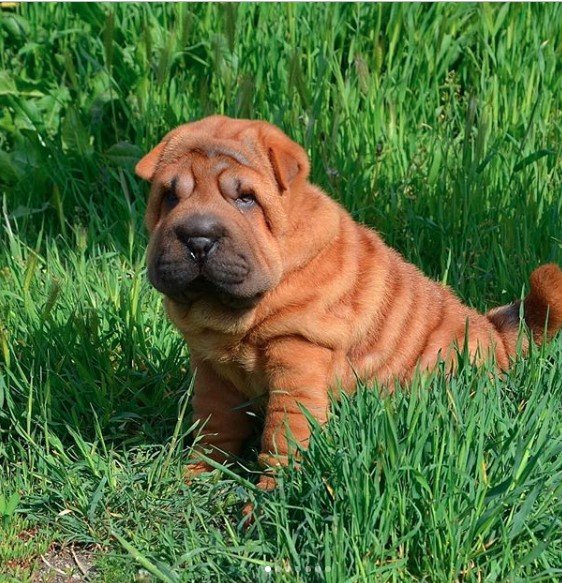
[162,187,179,210]
[235,192,257,210]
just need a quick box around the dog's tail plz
[487,264,562,355]
[523,263,562,341]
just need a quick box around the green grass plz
[1,3,561,581]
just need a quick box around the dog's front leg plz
[185,358,255,481]
[257,338,332,490]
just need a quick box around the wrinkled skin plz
[137,116,562,517]
[146,151,283,310]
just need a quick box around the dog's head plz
[136,116,310,310]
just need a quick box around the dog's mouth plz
[169,276,264,310]
[150,256,264,310]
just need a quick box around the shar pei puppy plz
[136,115,562,493]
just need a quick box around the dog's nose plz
[175,214,225,261]
[185,236,215,260]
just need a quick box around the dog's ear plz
[135,140,167,182]
[265,130,310,194]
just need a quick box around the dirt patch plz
[32,545,99,582]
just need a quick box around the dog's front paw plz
[241,472,278,528]
[183,461,214,485]
[256,472,277,492]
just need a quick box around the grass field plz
[1,3,562,581]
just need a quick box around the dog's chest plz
[188,331,268,400]
[212,344,268,401]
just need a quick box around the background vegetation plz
[1,3,561,581]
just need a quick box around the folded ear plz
[135,140,167,182]
[265,130,310,194]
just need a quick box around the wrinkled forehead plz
[159,130,266,175]
[155,151,247,191]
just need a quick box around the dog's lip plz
[156,251,250,283]
[157,253,249,273]
[164,275,264,310]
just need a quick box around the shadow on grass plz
[2,287,192,449]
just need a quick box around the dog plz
[136,115,562,494]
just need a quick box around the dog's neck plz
[282,184,341,271]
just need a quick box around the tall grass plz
[1,3,561,581]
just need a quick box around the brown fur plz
[136,116,562,491]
